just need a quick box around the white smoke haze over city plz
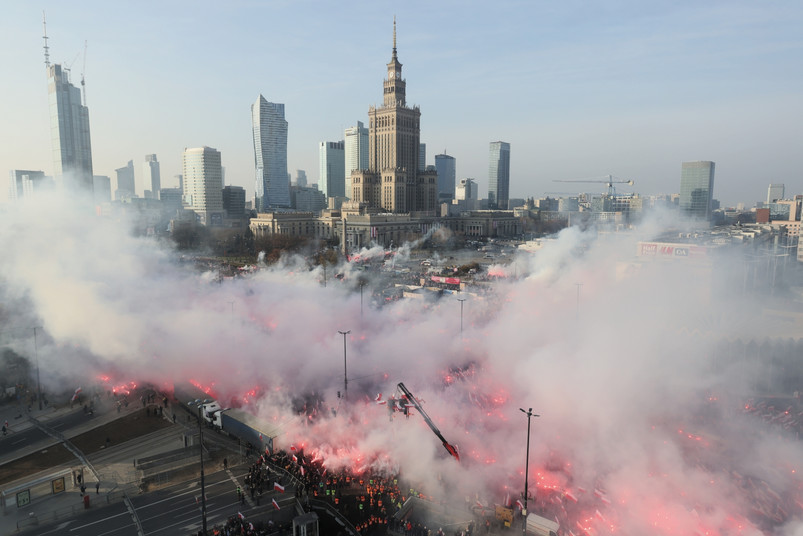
[1,194,802,534]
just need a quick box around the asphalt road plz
[0,407,97,454]
[27,466,295,536]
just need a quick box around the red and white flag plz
[71,387,82,402]
[595,509,606,522]
[564,490,578,503]
[272,498,280,510]
[515,499,524,510]
[292,454,298,463]
[274,482,285,493]
[237,512,245,520]
[290,445,297,451]
[300,466,305,476]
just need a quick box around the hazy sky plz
[2,0,802,207]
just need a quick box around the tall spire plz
[42,11,50,68]
[392,16,397,59]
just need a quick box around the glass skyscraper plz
[143,154,161,200]
[48,63,93,194]
[252,95,289,211]
[488,141,510,209]
[319,141,345,199]
[679,161,715,220]
[435,153,456,202]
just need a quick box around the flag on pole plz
[71,387,82,402]
[274,482,285,493]
[272,498,280,510]
[515,499,524,510]
[564,490,578,503]
[237,512,245,520]
[300,466,305,476]
[290,445,297,451]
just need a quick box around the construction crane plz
[80,40,87,106]
[553,175,634,196]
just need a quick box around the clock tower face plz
[389,70,394,79]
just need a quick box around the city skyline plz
[2,1,802,207]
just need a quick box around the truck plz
[525,513,559,536]
[217,408,275,455]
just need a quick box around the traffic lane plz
[0,425,49,452]
[133,468,257,535]
[29,501,137,536]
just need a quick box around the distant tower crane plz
[81,40,87,105]
[553,175,634,196]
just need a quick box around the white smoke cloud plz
[1,192,801,534]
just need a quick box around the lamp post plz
[32,327,42,410]
[189,399,209,535]
[457,298,466,337]
[338,330,350,401]
[519,407,539,535]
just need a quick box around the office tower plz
[679,161,715,220]
[46,61,93,193]
[350,20,438,213]
[295,170,308,188]
[183,146,224,225]
[419,143,426,172]
[93,175,111,204]
[344,121,368,199]
[115,160,135,201]
[143,154,161,200]
[9,170,46,201]
[319,141,346,199]
[435,154,456,203]
[456,178,478,201]
[251,95,289,211]
[222,185,246,217]
[488,141,510,209]
[160,188,183,215]
[767,184,785,204]
[176,174,183,193]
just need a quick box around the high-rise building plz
[9,170,47,201]
[350,20,438,213]
[251,95,289,211]
[93,175,111,204]
[143,154,161,200]
[679,161,715,220]
[160,188,183,215]
[115,160,135,201]
[295,170,308,188]
[183,146,224,226]
[344,121,369,199]
[222,185,246,218]
[488,141,510,209]
[456,178,478,201]
[47,62,93,194]
[435,154,456,203]
[767,183,785,204]
[319,141,345,199]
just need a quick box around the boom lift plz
[397,382,460,461]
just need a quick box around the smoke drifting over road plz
[1,194,801,535]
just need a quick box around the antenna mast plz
[42,11,50,68]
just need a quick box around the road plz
[0,407,99,455]
[27,465,295,536]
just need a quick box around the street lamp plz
[519,407,539,535]
[456,298,466,337]
[189,399,210,535]
[338,330,350,401]
[32,327,42,410]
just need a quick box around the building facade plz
[252,95,290,211]
[93,175,111,204]
[115,160,135,201]
[767,183,785,204]
[435,154,456,203]
[47,63,93,194]
[488,141,510,209]
[680,161,715,220]
[9,170,47,202]
[344,121,369,199]
[143,154,161,200]
[319,141,346,199]
[350,21,438,215]
[183,146,224,226]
